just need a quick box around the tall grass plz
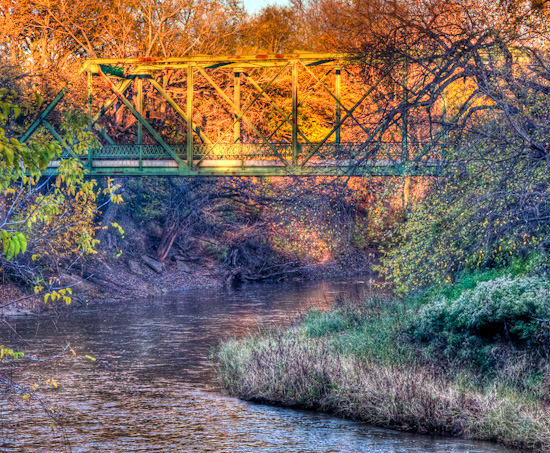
[216,331,550,450]
[215,275,550,450]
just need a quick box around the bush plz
[377,130,550,297]
[412,276,550,370]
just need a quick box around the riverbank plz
[215,273,550,451]
[0,253,373,318]
[0,257,220,317]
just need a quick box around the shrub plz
[412,276,550,370]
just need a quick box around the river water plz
[1,280,515,452]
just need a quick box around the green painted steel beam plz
[196,67,290,167]
[200,62,292,166]
[335,68,341,145]
[20,88,66,143]
[148,78,213,145]
[291,61,298,165]
[42,120,78,158]
[27,53,445,180]
[97,69,186,169]
[82,53,349,76]
[90,79,133,126]
[43,164,441,178]
[100,64,128,78]
[83,53,347,68]
[402,60,409,162]
[263,67,331,145]
[187,64,194,166]
[136,77,143,170]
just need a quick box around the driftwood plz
[222,230,304,286]
[142,255,164,273]
[225,264,303,287]
[156,221,179,263]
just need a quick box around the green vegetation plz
[4,0,550,448]
[216,264,550,451]
[413,275,550,380]
[0,88,121,306]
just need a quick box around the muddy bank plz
[76,252,375,302]
[0,192,376,317]
[0,252,375,318]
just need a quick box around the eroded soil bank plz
[0,251,373,317]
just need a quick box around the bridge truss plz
[21,53,443,177]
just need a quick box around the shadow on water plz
[0,280,517,452]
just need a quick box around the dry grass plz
[216,332,550,451]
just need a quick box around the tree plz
[0,63,121,307]
[243,5,298,53]
[327,0,550,292]
[0,63,124,437]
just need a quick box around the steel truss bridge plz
[20,53,443,177]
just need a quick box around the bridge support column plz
[441,87,448,160]
[402,59,410,208]
[187,64,193,167]
[87,71,93,171]
[234,69,242,166]
[87,71,93,127]
[401,59,409,164]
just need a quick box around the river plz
[0,280,516,452]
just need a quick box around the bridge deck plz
[45,143,442,176]
[47,158,441,177]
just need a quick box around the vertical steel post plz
[233,70,241,143]
[187,64,194,167]
[136,77,143,170]
[335,68,341,147]
[292,61,298,165]
[87,71,93,171]
[234,69,242,165]
[87,71,93,126]
[441,88,448,159]
[402,59,410,206]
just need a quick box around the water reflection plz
[0,280,515,452]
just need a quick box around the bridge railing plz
[87,142,443,163]
[89,143,294,160]
[43,140,445,176]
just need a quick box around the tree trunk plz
[97,191,120,246]
[156,221,179,263]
